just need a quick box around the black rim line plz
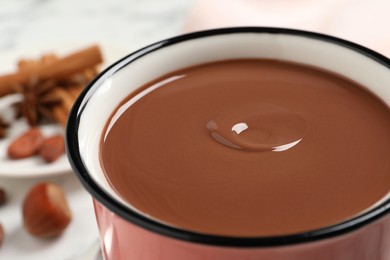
[65,27,390,247]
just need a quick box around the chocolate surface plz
[100,59,390,237]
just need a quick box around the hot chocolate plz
[100,59,390,237]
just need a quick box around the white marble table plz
[0,0,193,259]
[0,0,193,53]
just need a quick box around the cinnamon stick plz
[0,45,103,97]
[67,84,84,99]
[18,59,39,71]
[52,88,74,113]
[52,105,68,127]
[51,87,80,126]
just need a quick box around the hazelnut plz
[0,188,6,206]
[22,183,72,238]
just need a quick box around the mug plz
[66,27,390,260]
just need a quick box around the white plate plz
[0,174,101,260]
[0,108,70,177]
[0,43,129,177]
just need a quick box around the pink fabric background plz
[184,0,390,57]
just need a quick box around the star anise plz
[14,75,62,126]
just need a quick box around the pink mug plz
[66,27,390,260]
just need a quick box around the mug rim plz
[66,27,390,247]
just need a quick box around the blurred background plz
[0,0,388,259]
[1,0,389,56]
